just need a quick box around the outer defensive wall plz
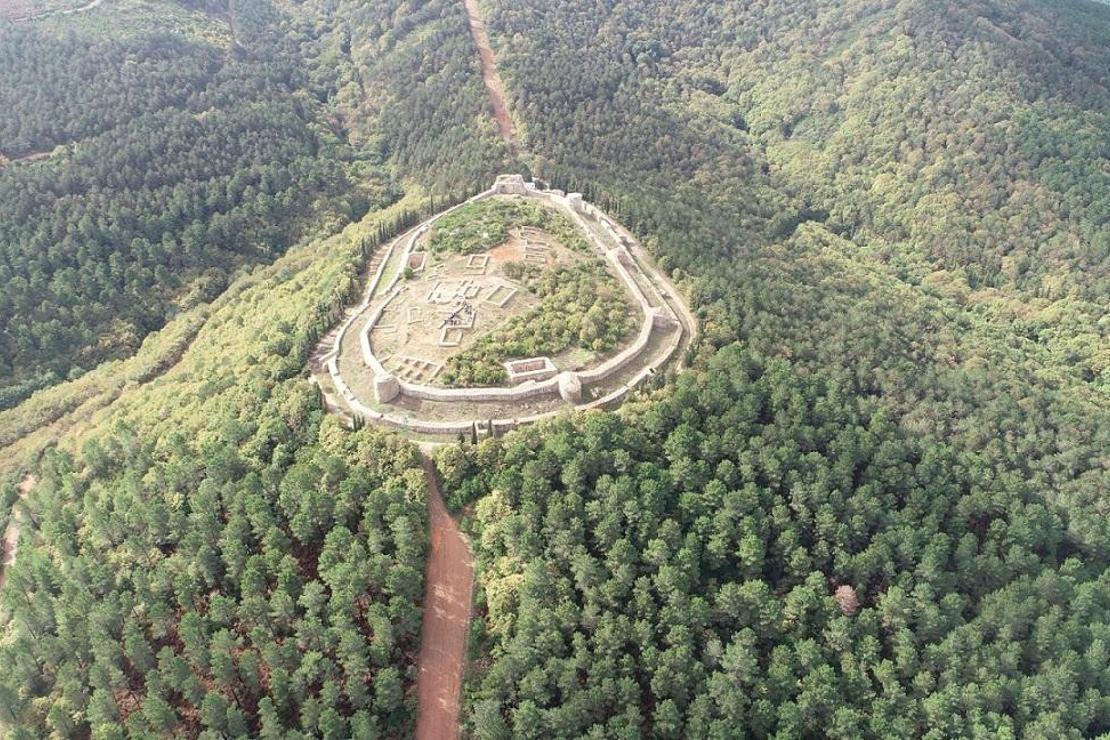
[313,175,697,437]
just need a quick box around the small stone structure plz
[440,302,476,329]
[505,356,558,384]
[408,252,427,272]
[465,254,490,271]
[391,356,443,382]
[428,279,482,304]
[437,302,476,347]
[493,174,528,195]
[652,306,676,329]
[483,284,517,308]
[375,372,400,403]
[557,372,583,403]
[523,240,550,264]
[439,327,464,347]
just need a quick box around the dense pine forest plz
[442,349,1107,737]
[1,0,1107,737]
[3,419,428,737]
[0,193,454,736]
[487,0,1109,554]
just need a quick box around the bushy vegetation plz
[442,346,1109,738]
[440,261,634,386]
[427,198,589,255]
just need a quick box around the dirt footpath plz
[462,0,518,155]
[6,0,105,22]
[414,456,475,740]
[0,474,35,589]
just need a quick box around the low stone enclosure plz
[505,356,557,384]
[314,174,696,437]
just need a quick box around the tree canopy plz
[444,346,1109,738]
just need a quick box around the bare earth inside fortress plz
[312,174,695,437]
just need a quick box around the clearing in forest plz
[461,0,518,154]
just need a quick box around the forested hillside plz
[283,0,508,181]
[0,0,507,409]
[445,0,1108,735]
[0,2,365,407]
[0,194,446,736]
[1,0,1107,737]
[443,348,1107,737]
[484,0,1108,552]
[0,0,502,734]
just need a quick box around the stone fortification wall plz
[321,176,689,434]
[399,376,560,403]
[330,321,684,438]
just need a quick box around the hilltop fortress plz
[313,175,695,437]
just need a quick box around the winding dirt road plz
[462,0,519,155]
[414,455,474,740]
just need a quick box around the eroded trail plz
[0,474,35,589]
[462,0,518,155]
[8,0,106,22]
[414,455,474,740]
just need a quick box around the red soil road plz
[414,455,475,740]
[462,0,519,155]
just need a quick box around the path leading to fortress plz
[6,0,105,23]
[1,148,56,166]
[462,0,518,155]
[0,474,35,589]
[413,454,474,740]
